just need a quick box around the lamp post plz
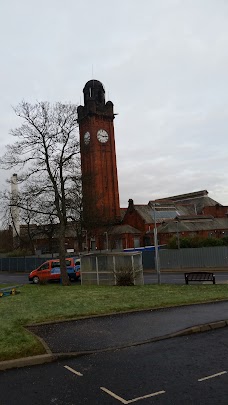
[83,229,88,251]
[104,232,108,251]
[153,202,161,285]
[85,230,88,251]
[176,220,180,249]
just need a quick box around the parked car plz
[28,257,80,284]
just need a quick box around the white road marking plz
[126,391,166,403]
[64,365,83,377]
[100,387,128,404]
[100,387,165,404]
[198,371,227,382]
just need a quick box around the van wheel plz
[33,276,40,284]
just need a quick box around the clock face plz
[84,131,90,145]
[97,129,109,143]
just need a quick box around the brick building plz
[121,190,228,247]
[7,80,228,254]
[76,81,228,251]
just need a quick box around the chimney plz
[128,199,134,212]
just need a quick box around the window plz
[51,261,60,268]
[40,262,49,270]
[134,237,140,248]
[75,259,80,266]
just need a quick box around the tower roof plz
[83,79,105,106]
[83,79,105,92]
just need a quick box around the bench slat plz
[185,272,215,285]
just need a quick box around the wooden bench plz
[185,272,215,285]
[0,285,21,298]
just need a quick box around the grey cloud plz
[1,0,228,207]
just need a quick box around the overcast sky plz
[1,0,228,207]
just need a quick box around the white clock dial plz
[97,129,109,143]
[84,131,90,145]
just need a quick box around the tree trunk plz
[77,230,83,252]
[59,221,70,286]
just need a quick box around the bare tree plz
[64,171,84,250]
[0,101,80,285]
[0,184,53,254]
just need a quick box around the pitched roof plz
[134,205,154,223]
[108,224,141,235]
[175,204,196,216]
[157,217,228,233]
[120,208,127,220]
[176,215,214,221]
[133,204,195,224]
[152,190,221,214]
[156,190,209,201]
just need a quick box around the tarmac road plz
[27,301,228,353]
[0,272,29,284]
[0,328,227,404]
[144,271,228,284]
[1,271,228,403]
[1,271,228,285]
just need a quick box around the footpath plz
[1,300,228,371]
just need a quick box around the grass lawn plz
[0,283,228,361]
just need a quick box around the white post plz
[85,230,88,251]
[113,255,116,285]
[176,221,180,249]
[131,255,135,285]
[96,256,99,285]
[104,232,108,251]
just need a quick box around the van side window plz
[65,260,71,266]
[39,263,49,270]
[51,262,60,268]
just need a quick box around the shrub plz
[202,237,224,247]
[114,267,135,286]
[167,235,224,249]
[221,236,228,246]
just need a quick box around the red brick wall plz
[123,210,147,233]
[202,205,228,218]
[79,115,120,225]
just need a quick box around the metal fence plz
[0,257,52,272]
[142,246,228,270]
[1,246,228,272]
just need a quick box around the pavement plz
[0,300,228,371]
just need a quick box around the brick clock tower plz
[77,80,121,228]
